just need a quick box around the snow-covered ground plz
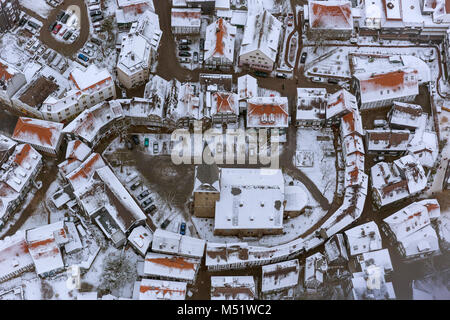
[295,128,336,203]
[19,0,53,19]
[0,33,33,68]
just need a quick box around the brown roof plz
[13,118,62,148]
[18,76,59,108]
[368,131,410,147]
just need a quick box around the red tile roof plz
[310,1,353,29]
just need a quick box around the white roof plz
[360,248,393,273]
[416,199,441,220]
[64,221,83,254]
[344,221,382,256]
[408,131,438,169]
[284,185,308,212]
[324,234,348,263]
[211,276,256,300]
[144,252,200,282]
[151,228,206,258]
[238,75,258,101]
[399,224,440,258]
[247,97,289,128]
[63,101,124,144]
[119,97,164,120]
[370,161,410,207]
[326,89,357,120]
[261,259,299,293]
[304,252,328,287]
[341,110,364,139]
[343,134,365,157]
[0,231,34,280]
[355,68,419,105]
[215,169,284,232]
[117,0,154,9]
[296,87,327,121]
[240,10,282,63]
[204,18,235,64]
[171,8,201,28]
[67,153,106,191]
[65,140,91,162]
[393,155,427,194]
[12,117,63,151]
[389,101,423,129]
[128,225,153,256]
[25,222,67,276]
[138,278,187,300]
[70,65,113,92]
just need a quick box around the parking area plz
[174,36,202,70]
[49,6,81,43]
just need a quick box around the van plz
[374,119,387,128]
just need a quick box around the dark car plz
[131,135,139,145]
[180,222,186,235]
[179,51,191,57]
[130,181,141,191]
[327,78,339,84]
[63,31,73,40]
[91,37,102,45]
[56,11,65,21]
[90,10,102,17]
[92,15,104,23]
[142,198,153,208]
[254,71,268,78]
[178,44,190,50]
[193,52,198,63]
[145,205,157,216]
[61,14,70,24]
[19,18,27,27]
[160,219,171,229]
[300,52,307,64]
[199,38,204,51]
[27,21,40,29]
[137,190,149,201]
[126,140,133,150]
[49,21,57,31]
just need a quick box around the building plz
[344,221,383,256]
[324,234,349,266]
[115,0,155,30]
[135,278,187,300]
[204,18,236,68]
[62,101,125,148]
[0,59,26,107]
[381,200,441,261]
[0,134,17,165]
[208,91,239,125]
[325,89,357,124]
[365,129,411,155]
[144,252,201,284]
[12,117,64,156]
[352,68,419,110]
[237,74,258,112]
[239,10,282,72]
[261,259,299,298]
[119,97,164,127]
[58,140,92,177]
[0,144,42,228]
[349,267,396,300]
[283,185,308,218]
[304,252,328,292]
[388,102,424,130]
[0,231,34,283]
[210,276,256,300]
[0,0,20,32]
[371,155,427,208]
[25,222,68,278]
[151,228,206,259]
[127,225,153,256]
[356,248,394,275]
[117,10,162,89]
[170,8,201,35]
[214,169,285,237]
[247,97,289,130]
[340,110,364,141]
[306,0,353,40]
[73,166,147,247]
[193,164,220,218]
[295,88,327,127]
[41,65,116,123]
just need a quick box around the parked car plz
[144,137,149,147]
[276,73,287,79]
[178,44,190,50]
[180,222,186,235]
[78,53,89,62]
[90,10,102,17]
[153,142,159,154]
[130,181,141,191]
[254,71,268,78]
[63,31,73,40]
[49,21,57,31]
[91,37,102,45]
[300,52,307,64]
[137,190,149,201]
[179,39,191,45]
[52,24,62,34]
[199,38,204,51]
[131,135,139,145]
[82,48,94,56]
[160,219,171,229]
[61,14,70,24]
[142,198,153,208]
[179,51,191,57]
[19,18,27,27]
[59,27,67,36]
[179,57,190,63]
[145,205,157,216]
[56,11,65,21]
[311,76,324,83]
[92,15,103,23]
[27,21,40,29]
[193,52,198,63]
[126,140,133,150]
[327,78,339,84]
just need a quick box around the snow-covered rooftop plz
[67,153,106,191]
[144,252,201,282]
[128,225,153,256]
[171,8,201,28]
[389,102,424,129]
[344,221,382,256]
[238,74,258,101]
[359,248,393,274]
[308,0,353,30]
[366,129,411,153]
[247,97,289,128]
[211,276,256,300]
[0,231,34,281]
[12,117,63,151]
[65,140,91,162]
[204,18,236,64]
[296,87,327,122]
[326,89,357,120]
[138,278,187,300]
[261,259,299,293]
[151,229,206,259]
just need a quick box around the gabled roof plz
[65,140,91,162]
[211,91,238,115]
[309,0,353,30]
[344,221,382,256]
[205,18,235,63]
[13,117,63,151]
[247,97,289,128]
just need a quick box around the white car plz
[311,76,324,83]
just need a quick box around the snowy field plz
[295,128,337,203]
[0,33,33,68]
[19,0,53,19]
